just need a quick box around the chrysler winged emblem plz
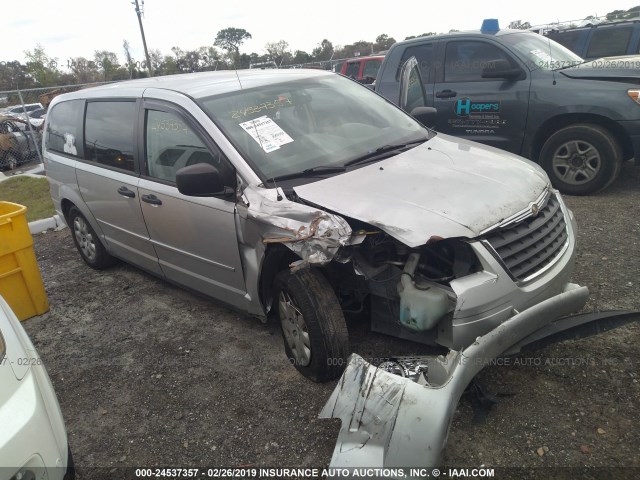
[531,203,539,217]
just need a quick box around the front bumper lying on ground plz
[319,284,589,473]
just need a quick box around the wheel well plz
[258,244,302,316]
[531,114,633,161]
[60,198,74,223]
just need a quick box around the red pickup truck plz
[335,55,385,84]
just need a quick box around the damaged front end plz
[235,180,592,468]
[319,285,589,472]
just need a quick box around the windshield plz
[197,74,428,181]
[500,32,583,71]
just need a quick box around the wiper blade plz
[268,165,347,183]
[344,138,427,167]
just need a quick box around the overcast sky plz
[2,0,638,67]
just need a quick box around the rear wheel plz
[540,124,621,195]
[275,268,349,382]
[68,206,116,269]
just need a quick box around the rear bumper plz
[320,284,589,472]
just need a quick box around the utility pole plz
[133,0,153,77]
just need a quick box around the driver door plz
[137,100,247,309]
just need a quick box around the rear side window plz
[587,27,632,58]
[546,30,586,54]
[84,101,136,172]
[45,100,84,157]
[362,59,382,79]
[344,62,360,79]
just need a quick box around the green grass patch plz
[0,176,56,222]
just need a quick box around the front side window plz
[445,41,514,82]
[45,100,84,157]
[84,101,136,171]
[198,74,427,181]
[145,109,225,183]
[399,44,434,80]
[405,63,426,113]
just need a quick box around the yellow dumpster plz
[0,201,49,321]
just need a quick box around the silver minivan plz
[43,68,588,384]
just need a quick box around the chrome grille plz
[484,194,568,281]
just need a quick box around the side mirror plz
[481,59,524,80]
[410,106,438,126]
[176,163,234,198]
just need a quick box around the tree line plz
[0,28,426,93]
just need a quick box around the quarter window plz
[444,41,514,82]
[45,100,84,157]
[84,101,136,171]
[145,109,223,183]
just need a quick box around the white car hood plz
[293,134,550,247]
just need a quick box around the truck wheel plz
[540,124,621,195]
[68,206,116,269]
[275,268,349,382]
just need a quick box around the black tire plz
[539,124,621,195]
[275,268,349,382]
[68,206,116,269]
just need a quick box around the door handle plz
[436,89,457,99]
[117,186,135,198]
[141,194,162,206]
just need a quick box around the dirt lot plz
[24,162,640,477]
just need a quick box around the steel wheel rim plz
[552,140,601,186]
[278,290,311,367]
[73,216,97,261]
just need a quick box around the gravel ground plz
[23,162,640,477]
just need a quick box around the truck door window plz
[587,27,632,58]
[399,44,434,80]
[145,109,227,184]
[444,41,514,82]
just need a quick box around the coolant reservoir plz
[398,253,452,331]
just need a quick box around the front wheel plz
[68,206,116,269]
[539,124,621,195]
[275,268,349,382]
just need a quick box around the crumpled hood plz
[294,134,549,247]
[560,55,640,81]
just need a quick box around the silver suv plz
[43,69,588,383]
